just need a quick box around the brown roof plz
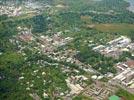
[125,60,134,68]
[19,34,32,42]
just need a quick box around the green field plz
[93,23,134,33]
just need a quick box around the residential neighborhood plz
[93,36,134,58]
[0,0,134,100]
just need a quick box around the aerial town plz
[8,25,134,100]
[0,0,134,100]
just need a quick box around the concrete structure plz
[93,36,133,58]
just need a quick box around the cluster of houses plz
[9,25,134,99]
[3,1,134,99]
[10,27,77,69]
[38,34,73,54]
[110,60,134,93]
[10,26,103,98]
[92,36,134,94]
[93,36,134,58]
[17,27,33,42]
[48,49,77,63]
[65,75,88,95]
[9,26,34,54]
[0,5,22,16]
[83,81,117,100]
[0,2,43,17]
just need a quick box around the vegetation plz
[116,88,134,100]
[75,47,117,74]
[0,0,134,99]
[0,14,48,39]
[73,94,92,100]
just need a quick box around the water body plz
[126,0,134,12]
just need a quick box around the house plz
[116,60,134,71]
[125,60,134,68]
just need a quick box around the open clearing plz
[93,24,134,33]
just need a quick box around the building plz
[92,36,133,58]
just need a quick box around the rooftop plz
[125,60,134,68]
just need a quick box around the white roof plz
[91,75,97,79]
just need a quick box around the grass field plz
[93,23,134,33]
